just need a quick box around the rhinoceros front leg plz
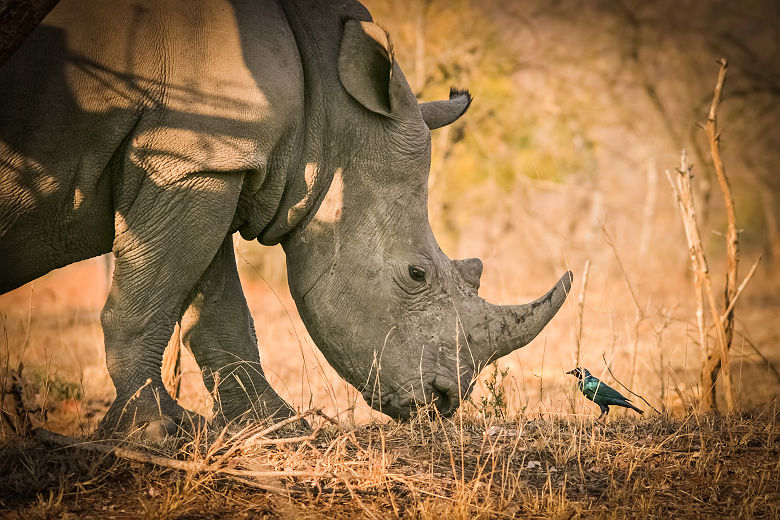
[180,234,296,426]
[99,173,243,437]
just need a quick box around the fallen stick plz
[34,427,338,496]
[35,426,381,497]
[36,427,209,472]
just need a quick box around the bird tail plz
[627,402,643,414]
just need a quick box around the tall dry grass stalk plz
[574,259,591,369]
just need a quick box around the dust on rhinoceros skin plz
[0,0,572,437]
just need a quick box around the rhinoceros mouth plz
[360,372,468,420]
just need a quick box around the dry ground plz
[0,409,778,519]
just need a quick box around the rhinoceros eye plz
[408,265,426,282]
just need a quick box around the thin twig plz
[601,223,642,318]
[720,255,760,323]
[217,409,320,461]
[601,353,660,414]
[601,223,645,389]
[739,334,780,385]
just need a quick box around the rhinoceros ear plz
[419,88,472,130]
[339,20,397,116]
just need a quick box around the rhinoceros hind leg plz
[180,234,297,427]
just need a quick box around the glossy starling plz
[566,367,643,421]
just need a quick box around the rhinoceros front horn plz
[475,271,573,364]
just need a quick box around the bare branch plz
[705,57,738,412]
[34,426,360,497]
[665,150,733,411]
[601,223,642,319]
[720,255,760,323]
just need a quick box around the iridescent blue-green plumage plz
[567,367,642,420]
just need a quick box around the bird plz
[566,367,643,421]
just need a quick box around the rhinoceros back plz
[0,0,302,292]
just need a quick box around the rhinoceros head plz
[282,20,571,419]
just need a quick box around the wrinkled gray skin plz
[0,0,571,434]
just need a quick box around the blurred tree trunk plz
[0,0,59,64]
[412,0,430,96]
[761,191,780,270]
[638,158,658,258]
[743,157,780,273]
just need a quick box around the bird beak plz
[566,369,575,375]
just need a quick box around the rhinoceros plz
[0,0,571,434]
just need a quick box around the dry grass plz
[1,406,778,519]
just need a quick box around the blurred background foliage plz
[358,0,780,267]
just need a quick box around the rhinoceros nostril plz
[431,388,452,415]
[431,376,459,416]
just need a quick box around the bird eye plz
[408,265,426,282]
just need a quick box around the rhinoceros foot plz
[211,387,308,433]
[95,382,205,442]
